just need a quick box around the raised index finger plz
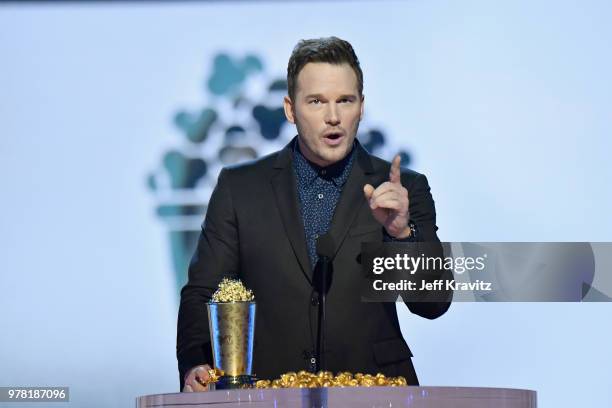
[389,154,401,184]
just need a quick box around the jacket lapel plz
[271,140,313,284]
[326,141,375,258]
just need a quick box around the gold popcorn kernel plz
[362,378,375,385]
[281,372,297,384]
[208,368,224,381]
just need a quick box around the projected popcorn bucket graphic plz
[147,52,407,301]
[207,301,256,388]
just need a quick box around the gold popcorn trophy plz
[207,278,256,389]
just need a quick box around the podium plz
[137,386,536,407]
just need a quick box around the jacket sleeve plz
[176,168,240,389]
[403,173,453,319]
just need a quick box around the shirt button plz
[318,193,324,199]
[321,170,327,175]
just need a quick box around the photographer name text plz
[373,279,492,291]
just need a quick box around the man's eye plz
[339,98,351,103]
[309,99,321,104]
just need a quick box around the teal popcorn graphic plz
[148,52,411,299]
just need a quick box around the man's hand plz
[363,154,411,239]
[182,364,213,392]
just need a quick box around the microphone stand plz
[314,234,335,373]
[315,254,331,372]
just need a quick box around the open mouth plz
[323,132,344,145]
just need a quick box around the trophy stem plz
[213,375,256,390]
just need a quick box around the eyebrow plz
[303,93,358,100]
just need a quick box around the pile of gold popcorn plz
[211,278,255,302]
[254,371,408,388]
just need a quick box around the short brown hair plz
[287,36,363,101]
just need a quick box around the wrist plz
[394,226,412,239]
[384,221,418,242]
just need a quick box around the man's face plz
[284,62,364,167]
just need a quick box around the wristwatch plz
[383,221,418,242]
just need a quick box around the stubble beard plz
[294,118,360,166]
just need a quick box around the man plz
[177,36,451,392]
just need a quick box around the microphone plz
[314,234,335,295]
[313,234,335,372]
[316,234,335,259]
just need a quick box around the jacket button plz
[311,294,319,306]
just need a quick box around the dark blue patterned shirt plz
[293,142,356,270]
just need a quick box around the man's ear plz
[283,95,295,124]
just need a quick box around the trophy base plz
[213,375,255,390]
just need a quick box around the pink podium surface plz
[137,386,536,407]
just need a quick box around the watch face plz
[408,222,418,240]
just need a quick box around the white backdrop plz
[1,1,611,407]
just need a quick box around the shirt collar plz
[293,139,355,187]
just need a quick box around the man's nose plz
[324,103,340,126]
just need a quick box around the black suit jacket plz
[177,138,451,389]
